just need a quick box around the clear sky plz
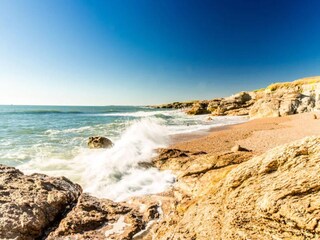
[0,0,320,105]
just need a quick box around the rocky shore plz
[2,77,320,239]
[2,112,320,239]
[154,76,320,119]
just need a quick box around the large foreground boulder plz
[160,136,320,239]
[0,165,82,240]
[47,194,149,239]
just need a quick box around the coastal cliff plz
[154,76,320,119]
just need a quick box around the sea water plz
[0,105,247,201]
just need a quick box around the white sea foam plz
[98,110,175,117]
[16,109,247,202]
[19,117,175,201]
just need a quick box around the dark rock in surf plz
[88,136,113,149]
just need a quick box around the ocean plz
[0,105,247,201]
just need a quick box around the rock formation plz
[186,101,211,115]
[151,136,320,239]
[208,92,255,116]
[153,76,320,119]
[47,194,149,239]
[88,136,113,149]
[2,136,320,239]
[0,165,81,240]
[0,165,162,240]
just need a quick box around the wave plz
[2,110,86,115]
[1,108,171,116]
[18,117,175,201]
[100,110,175,118]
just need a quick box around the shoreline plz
[169,112,319,155]
[2,112,320,239]
[144,112,320,239]
[169,124,232,144]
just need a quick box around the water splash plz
[19,118,175,201]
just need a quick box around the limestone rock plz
[208,92,255,116]
[0,165,82,240]
[249,93,315,119]
[158,136,320,239]
[153,148,207,170]
[47,193,147,240]
[88,136,113,149]
[186,101,210,115]
[249,97,281,118]
[153,77,320,119]
[151,101,195,109]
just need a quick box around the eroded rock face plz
[88,136,113,149]
[250,92,315,119]
[186,101,210,115]
[209,92,255,116]
[157,137,320,239]
[0,165,82,240]
[47,193,149,240]
[152,77,320,118]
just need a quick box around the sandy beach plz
[171,112,320,155]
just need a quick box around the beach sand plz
[170,112,320,155]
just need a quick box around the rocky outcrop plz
[152,101,196,109]
[153,76,320,118]
[3,136,320,239]
[88,136,113,149]
[208,92,255,116]
[47,194,149,239]
[0,165,162,240]
[152,92,255,116]
[184,92,255,116]
[0,165,82,240]
[154,136,320,239]
[249,90,316,119]
[186,101,210,115]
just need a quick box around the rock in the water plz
[0,165,82,240]
[88,136,113,149]
[47,193,148,240]
[159,136,320,239]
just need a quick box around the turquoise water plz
[0,105,153,165]
[0,105,247,201]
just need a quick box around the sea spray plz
[1,105,248,201]
[81,117,175,201]
[19,117,175,201]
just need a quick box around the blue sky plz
[0,0,320,105]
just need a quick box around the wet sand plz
[171,112,320,155]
